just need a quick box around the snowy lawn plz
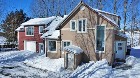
[24,55,65,72]
[0,45,140,78]
[0,51,71,78]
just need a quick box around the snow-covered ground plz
[0,51,71,78]
[0,45,140,78]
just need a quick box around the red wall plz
[18,26,44,52]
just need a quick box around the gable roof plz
[56,1,120,29]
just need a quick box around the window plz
[96,26,105,52]
[78,18,87,33]
[70,20,76,31]
[62,41,71,51]
[48,40,56,52]
[26,26,34,36]
[39,26,44,34]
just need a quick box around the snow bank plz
[70,59,112,78]
[64,45,83,54]
[0,36,7,45]
[24,55,64,72]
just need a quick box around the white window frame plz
[25,26,34,36]
[39,26,44,34]
[77,18,87,33]
[47,40,57,53]
[95,24,106,53]
[70,20,76,31]
[62,40,72,51]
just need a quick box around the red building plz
[16,17,56,53]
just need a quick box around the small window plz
[70,20,76,31]
[96,26,105,52]
[77,18,87,33]
[62,41,71,51]
[25,26,34,36]
[39,26,44,34]
[48,40,56,52]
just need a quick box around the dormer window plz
[70,20,76,31]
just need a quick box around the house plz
[41,16,67,58]
[16,16,56,53]
[43,1,127,66]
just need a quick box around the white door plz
[115,41,125,59]
[24,41,36,52]
[39,43,44,54]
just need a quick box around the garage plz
[24,41,36,52]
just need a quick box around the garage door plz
[24,41,36,52]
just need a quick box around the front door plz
[115,41,125,59]
[39,43,44,54]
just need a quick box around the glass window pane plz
[79,21,82,31]
[67,42,70,46]
[64,42,67,47]
[72,22,75,30]
[83,20,85,31]
[49,41,56,51]
[96,26,105,51]
[39,26,43,33]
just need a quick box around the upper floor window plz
[70,20,76,31]
[96,26,105,52]
[25,26,34,36]
[77,18,87,33]
[39,26,44,34]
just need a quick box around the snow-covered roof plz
[116,31,127,38]
[44,16,64,31]
[98,13,119,27]
[56,1,119,29]
[41,30,60,39]
[16,16,56,31]
[21,16,56,26]
[64,45,83,54]
[0,36,7,45]
[41,15,67,39]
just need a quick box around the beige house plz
[43,1,127,66]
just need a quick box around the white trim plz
[87,28,95,30]
[47,40,57,53]
[61,28,70,30]
[77,18,87,33]
[25,26,34,36]
[39,26,44,34]
[95,24,106,53]
[70,20,77,31]
[61,40,72,53]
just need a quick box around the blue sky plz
[4,0,32,17]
